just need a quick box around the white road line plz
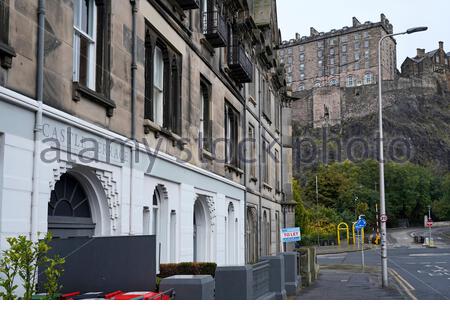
[409,253,450,257]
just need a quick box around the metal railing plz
[202,11,228,47]
[228,44,253,82]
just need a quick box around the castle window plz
[299,45,305,52]
[364,40,370,48]
[330,78,338,86]
[299,53,305,62]
[346,75,355,87]
[298,83,305,91]
[342,44,347,53]
[364,72,373,85]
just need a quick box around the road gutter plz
[389,268,417,300]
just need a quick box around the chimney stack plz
[439,41,444,51]
[310,27,319,37]
[296,33,301,40]
[416,48,425,58]
[352,17,361,27]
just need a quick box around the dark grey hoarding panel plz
[38,236,157,293]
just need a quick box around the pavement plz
[296,267,404,300]
[296,226,450,300]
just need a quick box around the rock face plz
[292,75,450,177]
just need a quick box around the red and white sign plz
[426,220,433,228]
[380,215,388,223]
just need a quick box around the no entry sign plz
[281,227,301,243]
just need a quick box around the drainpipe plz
[129,0,138,235]
[280,97,286,252]
[258,74,262,258]
[30,0,46,242]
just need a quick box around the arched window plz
[48,173,94,238]
[226,202,238,265]
[314,80,322,88]
[364,72,373,85]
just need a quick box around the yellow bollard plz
[337,222,350,246]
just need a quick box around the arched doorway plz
[193,197,210,262]
[48,173,94,238]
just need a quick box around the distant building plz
[401,41,450,77]
[278,14,397,92]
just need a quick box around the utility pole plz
[377,26,428,287]
[428,205,432,246]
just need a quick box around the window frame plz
[248,124,256,178]
[73,0,98,90]
[225,102,240,168]
[0,0,16,69]
[145,22,183,135]
[200,76,212,152]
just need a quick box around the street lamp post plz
[377,26,427,288]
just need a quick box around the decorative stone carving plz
[95,169,120,231]
[49,161,73,191]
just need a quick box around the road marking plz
[409,253,450,257]
[389,268,417,300]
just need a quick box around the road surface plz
[319,227,450,300]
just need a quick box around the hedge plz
[159,262,217,278]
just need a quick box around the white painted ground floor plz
[0,87,248,266]
[0,87,290,267]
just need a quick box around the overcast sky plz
[277,0,450,67]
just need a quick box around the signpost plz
[281,227,301,243]
[355,217,367,269]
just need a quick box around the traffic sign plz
[380,215,388,223]
[426,220,433,228]
[355,218,367,231]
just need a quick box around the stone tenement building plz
[278,14,396,93]
[402,41,450,90]
[0,0,295,267]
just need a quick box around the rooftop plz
[279,13,393,48]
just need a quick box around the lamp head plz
[406,27,428,34]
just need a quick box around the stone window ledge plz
[72,82,116,117]
[0,42,16,69]
[202,149,214,161]
[225,163,244,177]
[250,176,258,184]
[248,96,257,106]
[263,182,273,192]
[144,119,187,149]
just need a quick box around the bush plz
[159,262,217,279]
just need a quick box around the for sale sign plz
[281,227,301,243]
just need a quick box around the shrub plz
[159,262,217,279]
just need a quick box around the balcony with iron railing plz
[202,11,228,48]
[174,0,200,10]
[228,44,253,83]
